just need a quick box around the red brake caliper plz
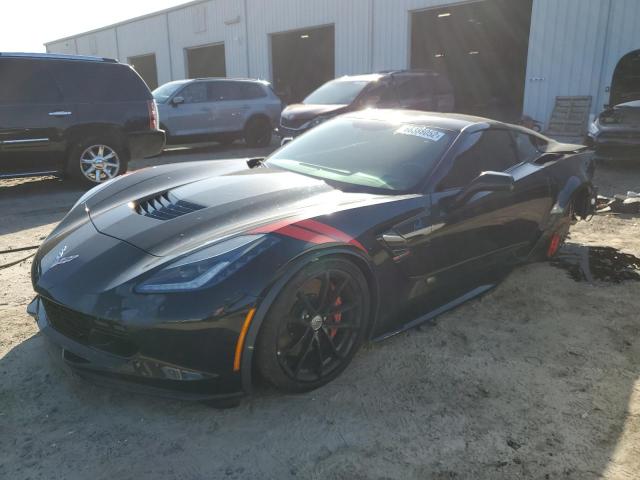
[329,294,342,339]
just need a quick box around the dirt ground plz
[1,145,639,480]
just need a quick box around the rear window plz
[53,61,151,102]
[0,58,63,104]
[266,117,455,191]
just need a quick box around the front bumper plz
[127,130,166,159]
[28,296,245,401]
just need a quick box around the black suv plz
[277,70,455,139]
[0,53,165,185]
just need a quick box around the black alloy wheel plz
[256,258,370,393]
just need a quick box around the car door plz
[0,58,71,175]
[165,82,213,137]
[207,81,248,133]
[419,129,526,292]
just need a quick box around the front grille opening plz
[42,299,138,357]
[135,191,205,221]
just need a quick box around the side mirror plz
[171,96,184,106]
[452,171,514,209]
[280,137,293,147]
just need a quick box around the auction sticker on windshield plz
[395,125,446,142]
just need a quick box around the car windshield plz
[152,82,186,103]
[266,117,455,191]
[303,80,369,105]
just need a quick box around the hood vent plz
[135,191,205,220]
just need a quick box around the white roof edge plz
[45,0,207,45]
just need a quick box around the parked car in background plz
[0,53,165,186]
[153,78,282,148]
[277,69,455,140]
[586,100,640,159]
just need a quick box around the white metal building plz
[45,0,640,132]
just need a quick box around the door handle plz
[48,111,72,117]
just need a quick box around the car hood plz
[281,103,349,125]
[85,160,393,258]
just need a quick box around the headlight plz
[136,235,278,293]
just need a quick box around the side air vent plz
[134,191,205,221]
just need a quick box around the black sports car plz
[29,110,596,404]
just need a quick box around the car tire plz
[244,117,272,148]
[256,257,370,393]
[67,137,128,187]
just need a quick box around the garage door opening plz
[411,0,533,121]
[610,50,640,106]
[186,43,226,79]
[271,25,335,104]
[128,53,158,90]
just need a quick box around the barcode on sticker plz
[395,125,445,142]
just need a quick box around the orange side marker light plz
[233,308,256,372]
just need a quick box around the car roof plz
[190,77,270,84]
[0,52,118,63]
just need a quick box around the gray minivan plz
[153,78,282,147]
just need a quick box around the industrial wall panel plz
[116,15,172,85]
[371,0,469,71]
[244,0,373,81]
[598,0,640,109]
[523,0,610,128]
[75,29,119,59]
[45,40,77,55]
[167,0,247,80]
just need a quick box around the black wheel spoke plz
[324,322,359,331]
[321,328,345,359]
[281,327,312,355]
[328,302,358,316]
[297,292,319,316]
[316,271,331,312]
[322,276,350,315]
[314,334,324,378]
[293,333,315,379]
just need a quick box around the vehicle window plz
[438,130,519,190]
[395,76,433,102]
[240,83,267,99]
[266,117,455,191]
[359,80,396,106]
[53,62,150,102]
[303,80,369,105]
[512,131,543,163]
[180,82,208,103]
[0,59,62,104]
[153,82,186,103]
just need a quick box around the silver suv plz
[153,78,282,147]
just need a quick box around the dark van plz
[0,53,165,186]
[277,69,455,140]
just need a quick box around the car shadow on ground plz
[1,260,638,479]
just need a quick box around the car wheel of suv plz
[244,117,272,148]
[68,139,128,187]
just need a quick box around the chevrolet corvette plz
[28,109,596,404]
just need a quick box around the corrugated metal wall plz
[45,0,640,127]
[244,0,372,80]
[524,0,640,128]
